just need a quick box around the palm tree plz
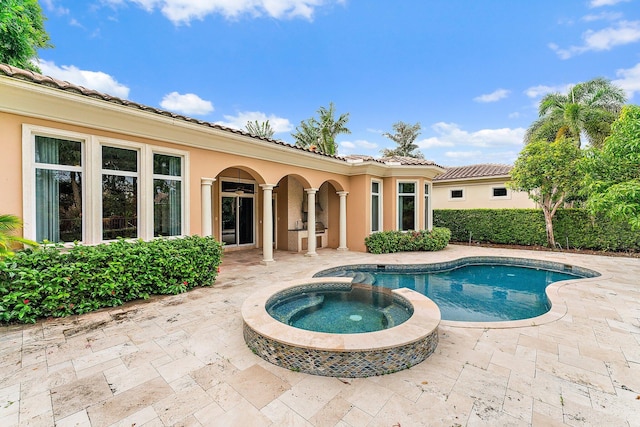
[381,121,424,158]
[0,214,38,258]
[245,120,275,139]
[292,102,351,155]
[525,78,626,148]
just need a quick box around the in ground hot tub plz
[242,278,440,377]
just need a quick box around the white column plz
[200,178,215,237]
[305,188,318,257]
[337,191,348,251]
[260,184,275,265]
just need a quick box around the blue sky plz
[37,0,640,166]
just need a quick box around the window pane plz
[154,154,181,176]
[372,181,379,193]
[424,184,429,195]
[399,182,415,194]
[493,187,507,197]
[102,175,138,239]
[451,189,463,198]
[102,146,137,172]
[154,179,182,236]
[399,195,415,231]
[371,194,380,232]
[35,136,81,166]
[35,169,82,242]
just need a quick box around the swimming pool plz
[314,256,600,322]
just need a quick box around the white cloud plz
[524,83,573,98]
[612,62,640,99]
[443,149,522,165]
[508,112,521,119]
[444,151,482,159]
[582,11,623,22]
[550,20,640,59]
[116,0,342,25]
[473,88,510,103]
[41,0,70,15]
[37,60,130,99]
[160,92,214,115]
[216,111,293,133]
[417,122,525,150]
[589,0,630,7]
[338,139,378,154]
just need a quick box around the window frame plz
[424,182,432,231]
[371,178,383,233]
[491,186,510,199]
[22,124,189,245]
[397,180,418,231]
[449,188,465,200]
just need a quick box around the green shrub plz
[365,227,451,254]
[0,236,223,324]
[433,208,640,251]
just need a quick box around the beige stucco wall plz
[432,178,536,209]
[1,75,444,255]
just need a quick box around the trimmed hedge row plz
[0,236,223,324]
[365,227,451,254]
[433,208,640,252]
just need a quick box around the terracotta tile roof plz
[0,63,344,159]
[434,163,512,181]
[379,156,439,166]
[0,63,445,169]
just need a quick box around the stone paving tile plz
[0,246,638,426]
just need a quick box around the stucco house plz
[432,164,536,209]
[0,64,445,263]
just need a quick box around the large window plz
[102,146,139,240]
[34,136,83,242]
[153,154,182,237]
[397,181,417,231]
[371,180,382,233]
[24,125,188,244]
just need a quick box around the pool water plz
[267,286,412,333]
[316,263,585,322]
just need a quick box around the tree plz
[525,78,626,148]
[581,105,640,230]
[509,137,583,248]
[0,0,52,72]
[291,102,350,155]
[380,121,424,158]
[245,120,275,139]
[0,214,37,258]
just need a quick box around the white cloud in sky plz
[160,92,214,115]
[549,20,640,59]
[216,111,293,133]
[417,122,525,151]
[473,89,510,103]
[115,0,342,24]
[524,83,573,98]
[339,139,378,153]
[582,11,623,22]
[508,112,521,119]
[589,0,630,7]
[37,60,130,99]
[612,62,640,99]
[41,0,70,15]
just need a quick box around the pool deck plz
[1,245,639,426]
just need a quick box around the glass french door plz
[221,195,254,246]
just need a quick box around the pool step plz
[270,295,324,324]
[381,305,411,328]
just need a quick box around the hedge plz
[365,227,451,254]
[0,236,223,324]
[433,208,640,252]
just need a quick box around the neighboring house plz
[432,164,536,209]
[0,64,445,263]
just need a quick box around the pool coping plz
[241,277,441,352]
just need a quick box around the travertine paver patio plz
[1,245,639,426]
